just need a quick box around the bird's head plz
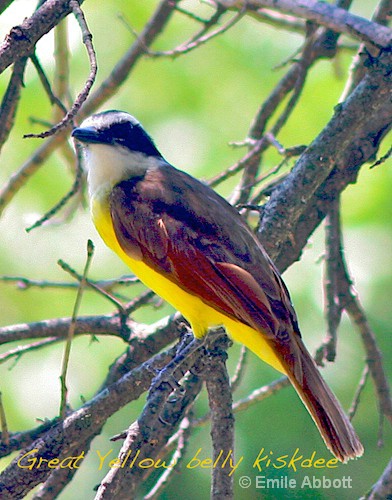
[72,110,163,194]
[72,110,162,158]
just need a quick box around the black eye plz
[108,122,133,144]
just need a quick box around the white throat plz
[81,143,158,198]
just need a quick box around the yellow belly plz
[92,195,286,374]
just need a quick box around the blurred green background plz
[0,1,390,498]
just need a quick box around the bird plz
[72,110,363,462]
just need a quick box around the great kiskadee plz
[72,110,363,462]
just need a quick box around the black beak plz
[72,126,102,144]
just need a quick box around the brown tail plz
[286,339,364,462]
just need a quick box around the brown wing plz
[110,164,300,344]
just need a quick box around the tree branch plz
[258,49,392,269]
[366,458,392,499]
[215,0,392,48]
[0,56,28,152]
[94,363,203,498]
[0,0,84,74]
[0,332,187,497]
[203,335,234,499]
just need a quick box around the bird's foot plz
[149,336,205,396]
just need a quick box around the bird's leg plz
[149,335,206,395]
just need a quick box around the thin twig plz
[326,212,392,424]
[147,10,243,58]
[144,417,192,499]
[230,345,248,392]
[231,21,324,205]
[0,338,60,366]
[59,239,94,418]
[174,5,211,23]
[124,289,156,314]
[311,194,392,424]
[28,117,53,128]
[208,137,268,188]
[53,17,71,119]
[0,132,65,217]
[24,0,97,139]
[248,172,288,206]
[120,4,228,54]
[340,0,392,101]
[30,52,67,114]
[318,197,343,363]
[0,391,10,446]
[233,376,290,412]
[233,0,352,207]
[245,157,289,196]
[0,274,139,291]
[57,257,127,314]
[344,294,392,425]
[175,3,228,32]
[243,143,304,207]
[25,143,84,232]
[0,56,28,152]
[348,364,369,420]
[250,8,305,33]
[370,145,392,169]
